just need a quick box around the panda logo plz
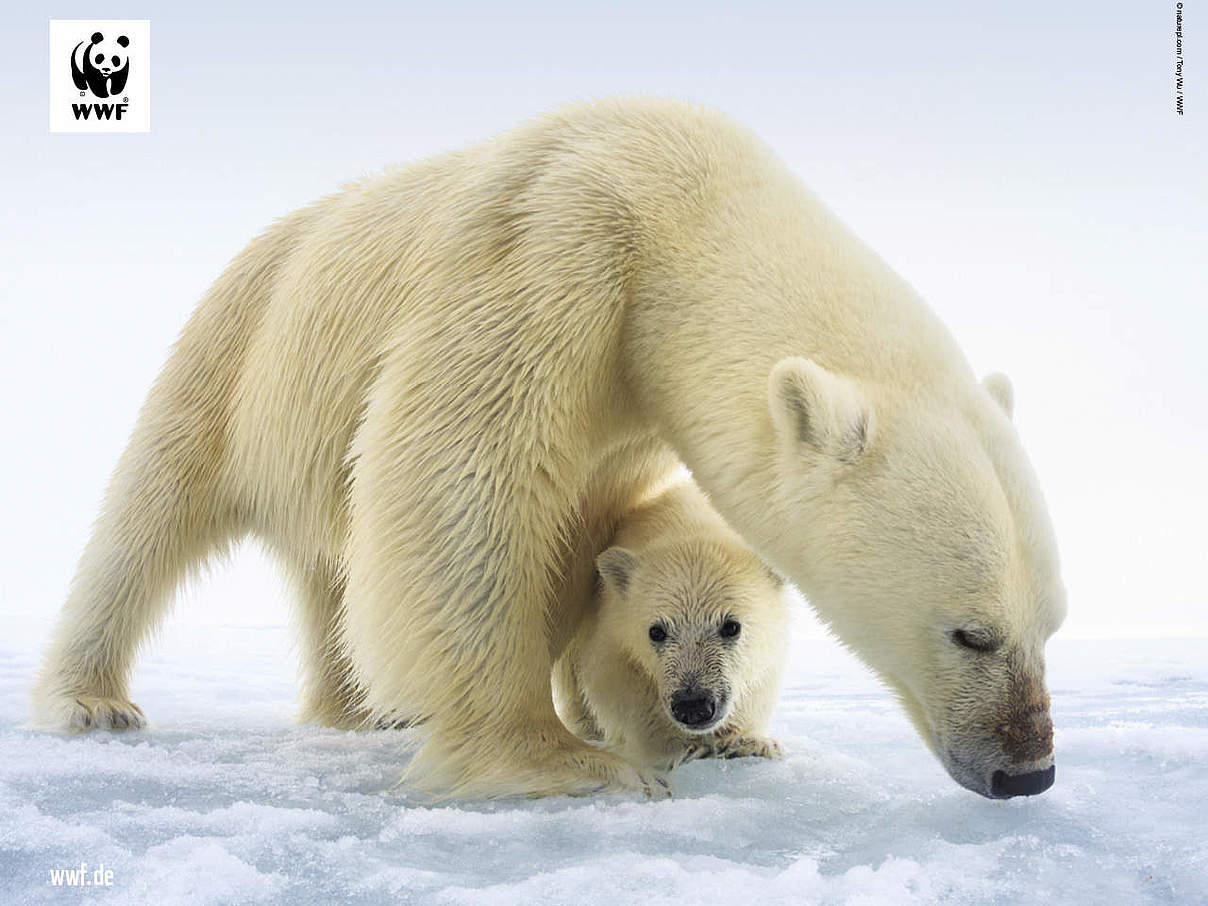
[70,32,130,99]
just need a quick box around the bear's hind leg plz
[291,560,373,730]
[30,412,236,732]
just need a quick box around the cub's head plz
[87,32,129,76]
[765,357,1066,799]
[595,537,787,735]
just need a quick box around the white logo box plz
[50,20,151,133]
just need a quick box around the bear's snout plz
[939,670,1057,799]
[998,705,1054,765]
[940,743,1056,799]
[990,764,1055,798]
[670,689,717,728]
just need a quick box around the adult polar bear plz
[33,98,1064,799]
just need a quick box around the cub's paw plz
[66,696,146,731]
[678,734,783,765]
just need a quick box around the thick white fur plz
[32,98,1065,799]
[554,479,787,769]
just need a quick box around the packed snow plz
[1,607,1204,905]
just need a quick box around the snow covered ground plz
[1,611,1205,905]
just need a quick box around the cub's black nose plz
[991,765,1055,798]
[670,691,717,727]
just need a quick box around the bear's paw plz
[538,746,673,799]
[38,694,147,733]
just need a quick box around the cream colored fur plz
[32,97,1065,800]
[554,479,787,769]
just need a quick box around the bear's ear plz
[762,561,785,588]
[91,32,104,43]
[117,35,130,48]
[982,372,1014,419]
[768,357,875,463]
[597,547,639,598]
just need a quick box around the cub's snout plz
[669,687,723,730]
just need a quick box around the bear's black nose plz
[990,765,1055,798]
[670,691,717,727]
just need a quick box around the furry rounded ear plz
[982,372,1014,419]
[763,561,786,588]
[597,547,639,597]
[91,32,104,43]
[768,357,875,462]
[117,35,130,48]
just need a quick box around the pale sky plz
[2,1,1204,638]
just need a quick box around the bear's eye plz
[95,53,104,63]
[648,623,667,644]
[719,619,741,639]
[111,55,121,66]
[951,628,1000,653]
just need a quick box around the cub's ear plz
[117,35,130,48]
[91,32,104,43]
[597,547,639,597]
[982,372,1014,419]
[768,357,875,462]
[763,561,786,588]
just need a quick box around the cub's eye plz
[951,628,1000,653]
[648,624,667,644]
[719,619,741,639]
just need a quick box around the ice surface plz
[1,615,1204,905]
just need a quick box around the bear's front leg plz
[384,629,672,798]
[428,714,672,799]
[379,646,672,798]
[341,356,669,798]
[675,733,784,767]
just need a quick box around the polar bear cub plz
[554,479,789,770]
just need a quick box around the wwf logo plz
[49,19,149,132]
[71,31,130,99]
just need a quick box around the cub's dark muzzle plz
[670,690,717,728]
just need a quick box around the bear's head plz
[87,32,129,78]
[595,537,787,735]
[766,357,1064,799]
